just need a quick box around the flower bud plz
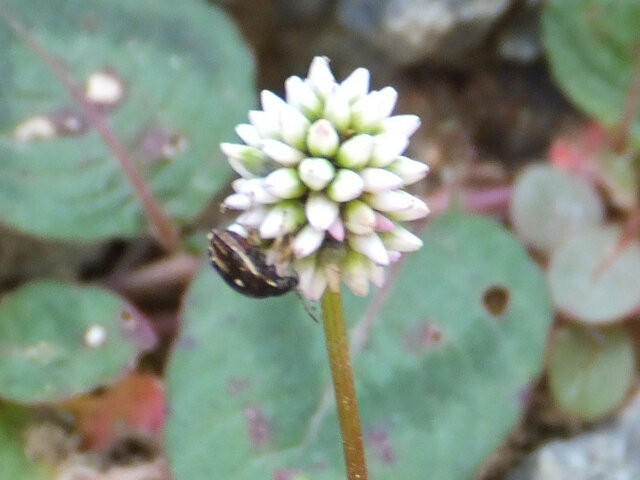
[279,104,310,150]
[307,119,339,157]
[370,133,409,167]
[323,88,351,133]
[338,67,370,103]
[264,168,306,199]
[307,56,336,100]
[285,76,322,118]
[232,178,279,204]
[327,169,365,202]
[347,233,389,266]
[344,200,376,235]
[387,156,429,185]
[380,224,423,252]
[299,157,336,191]
[336,134,374,169]
[259,201,305,239]
[261,139,305,166]
[381,114,421,137]
[293,224,326,258]
[342,251,370,297]
[306,192,339,231]
[222,193,251,210]
[360,167,404,193]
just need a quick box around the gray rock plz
[508,392,640,480]
[338,0,516,65]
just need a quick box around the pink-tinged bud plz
[338,67,370,102]
[347,233,389,266]
[261,139,305,166]
[380,225,423,252]
[327,169,365,202]
[387,201,430,221]
[306,193,339,231]
[307,56,336,100]
[307,119,339,157]
[387,156,429,185]
[328,217,346,241]
[369,263,386,287]
[374,213,395,232]
[336,134,374,169]
[293,224,326,258]
[381,115,421,137]
[264,168,306,199]
[360,168,404,193]
[344,200,376,235]
[370,133,409,167]
[299,157,336,191]
[285,76,322,117]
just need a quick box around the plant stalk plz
[321,289,368,480]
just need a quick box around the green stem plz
[321,289,368,480]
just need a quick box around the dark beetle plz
[207,229,298,298]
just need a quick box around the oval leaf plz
[548,225,640,323]
[510,165,604,254]
[542,0,640,144]
[0,280,156,403]
[0,0,254,240]
[165,212,553,480]
[548,325,634,420]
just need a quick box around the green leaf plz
[0,280,156,403]
[165,212,553,479]
[0,405,48,480]
[548,324,634,420]
[542,0,640,145]
[510,165,604,254]
[0,0,254,240]
[548,225,640,323]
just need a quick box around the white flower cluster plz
[220,56,429,300]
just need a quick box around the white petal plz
[351,88,397,132]
[339,67,370,102]
[327,169,365,202]
[222,193,251,210]
[323,87,351,132]
[360,167,404,193]
[342,251,370,297]
[232,178,279,204]
[227,223,248,237]
[299,157,336,191]
[307,119,339,157]
[237,207,268,228]
[387,202,430,221]
[387,156,429,185]
[370,133,409,167]
[381,115,421,137]
[296,256,328,301]
[369,263,386,287]
[249,110,279,138]
[279,104,310,150]
[264,168,306,199]
[285,76,322,117]
[376,86,398,119]
[336,134,374,169]
[293,224,325,258]
[380,224,423,252]
[306,192,339,230]
[261,89,287,114]
[364,189,417,211]
[261,139,305,166]
[348,233,389,266]
[259,201,303,239]
[235,124,262,146]
[307,56,336,100]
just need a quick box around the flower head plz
[220,56,429,300]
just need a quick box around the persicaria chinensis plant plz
[220,56,429,301]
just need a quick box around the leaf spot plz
[13,115,57,143]
[226,377,250,396]
[482,285,510,317]
[244,405,271,448]
[404,322,444,353]
[137,126,190,161]
[84,324,108,348]
[367,427,395,464]
[49,108,90,136]
[85,69,126,107]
